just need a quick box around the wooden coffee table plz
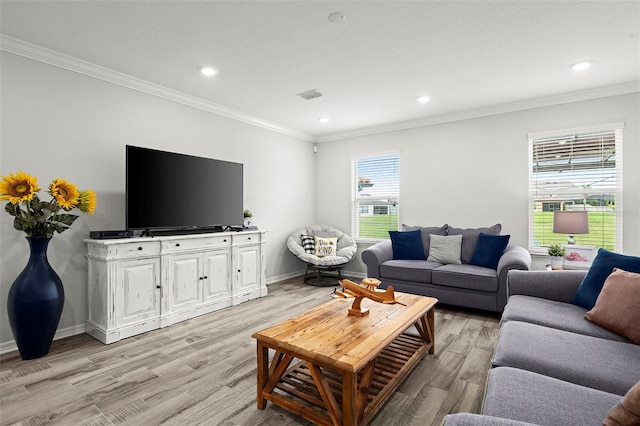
[252,291,437,426]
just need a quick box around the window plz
[528,124,623,252]
[351,153,400,239]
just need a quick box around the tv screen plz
[126,145,243,232]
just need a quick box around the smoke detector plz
[297,89,323,100]
[328,12,345,23]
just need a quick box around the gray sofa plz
[444,270,640,426]
[361,224,531,312]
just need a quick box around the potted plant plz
[548,244,566,270]
[243,209,254,229]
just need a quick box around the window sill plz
[355,238,387,246]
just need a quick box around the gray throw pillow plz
[402,224,448,258]
[427,234,462,264]
[447,224,502,264]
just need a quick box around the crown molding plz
[3,35,637,145]
[316,81,640,143]
[0,35,314,142]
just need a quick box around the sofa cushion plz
[492,321,640,395]
[470,233,510,269]
[447,224,501,264]
[483,367,622,426]
[379,259,441,283]
[503,295,628,342]
[388,229,424,260]
[432,264,498,292]
[443,413,537,426]
[402,223,447,258]
[585,268,640,344]
[427,234,462,264]
[604,379,640,426]
[572,249,640,310]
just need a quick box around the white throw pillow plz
[314,236,337,257]
[427,234,462,264]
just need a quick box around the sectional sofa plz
[444,252,640,426]
[361,224,531,312]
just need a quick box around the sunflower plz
[49,178,80,210]
[78,190,97,214]
[0,171,40,204]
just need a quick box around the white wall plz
[316,93,640,275]
[2,50,639,350]
[0,52,316,347]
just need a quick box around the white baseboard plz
[0,324,87,356]
[266,270,305,284]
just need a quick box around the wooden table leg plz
[342,371,358,426]
[427,307,435,354]
[256,341,268,409]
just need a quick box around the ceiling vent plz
[297,89,323,100]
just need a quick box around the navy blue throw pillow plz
[389,230,425,260]
[572,248,640,309]
[469,233,510,269]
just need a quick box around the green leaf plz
[54,214,79,226]
[5,202,19,217]
[13,217,29,232]
[50,222,70,233]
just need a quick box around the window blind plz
[351,153,400,239]
[528,126,623,251]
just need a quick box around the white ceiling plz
[1,1,639,141]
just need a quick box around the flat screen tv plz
[126,145,243,234]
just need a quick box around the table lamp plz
[553,211,589,244]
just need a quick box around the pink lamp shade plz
[553,211,589,244]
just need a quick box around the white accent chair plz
[287,224,357,286]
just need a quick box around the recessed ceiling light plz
[417,95,430,104]
[571,60,593,72]
[199,66,218,77]
[318,117,330,123]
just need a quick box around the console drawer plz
[162,236,231,252]
[112,241,161,258]
[234,233,260,246]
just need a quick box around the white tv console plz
[85,230,267,344]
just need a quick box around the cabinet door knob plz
[199,276,204,280]
[138,247,143,250]
[176,243,180,247]
[248,237,252,240]
[238,269,241,273]
[223,239,227,242]
[203,276,208,279]
[156,285,161,289]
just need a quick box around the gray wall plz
[314,93,640,275]
[0,52,316,348]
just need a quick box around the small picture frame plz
[562,245,597,270]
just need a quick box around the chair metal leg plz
[304,264,311,283]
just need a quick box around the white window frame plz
[528,123,623,254]
[351,152,400,242]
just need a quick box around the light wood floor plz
[0,277,500,426]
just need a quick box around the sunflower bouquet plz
[1,171,97,237]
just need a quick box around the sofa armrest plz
[443,413,537,426]
[507,269,587,303]
[361,240,394,279]
[495,245,532,311]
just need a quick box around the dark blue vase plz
[7,237,65,360]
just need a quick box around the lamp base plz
[567,235,576,244]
